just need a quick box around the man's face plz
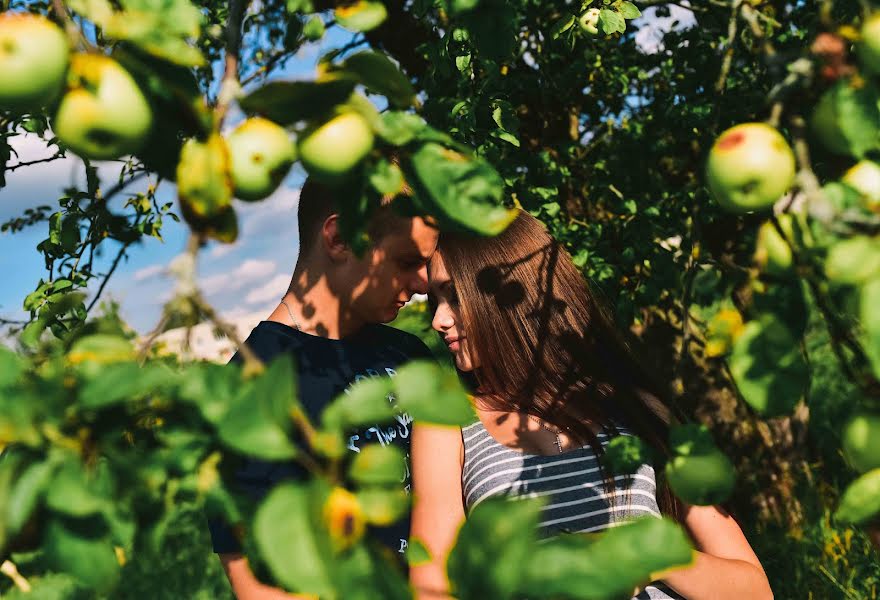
[345,215,439,324]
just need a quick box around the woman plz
[410,211,772,600]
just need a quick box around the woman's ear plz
[320,214,350,262]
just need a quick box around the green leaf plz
[356,486,410,526]
[617,1,641,19]
[334,51,415,108]
[45,461,107,518]
[518,517,693,600]
[303,15,325,40]
[43,514,121,594]
[322,376,395,431]
[447,496,541,599]
[7,459,56,533]
[335,0,388,32]
[393,361,476,425]
[549,14,576,39]
[668,424,716,456]
[861,278,880,380]
[728,317,809,416]
[349,444,406,486]
[835,468,880,524]
[217,356,299,461]
[445,0,480,14]
[405,142,517,236]
[0,346,25,388]
[68,334,136,377]
[79,362,177,409]
[599,9,625,34]
[602,434,654,475]
[375,111,427,146]
[254,482,336,598]
[178,362,241,425]
[239,80,357,126]
[825,237,880,285]
[406,537,432,566]
[811,80,880,158]
[368,157,406,196]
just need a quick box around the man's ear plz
[320,214,350,262]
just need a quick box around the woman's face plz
[428,253,477,372]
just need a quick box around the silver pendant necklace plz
[529,415,564,454]
[280,298,303,331]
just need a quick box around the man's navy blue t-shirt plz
[208,320,434,557]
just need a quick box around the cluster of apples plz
[0,12,376,206]
[0,13,152,160]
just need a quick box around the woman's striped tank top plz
[461,419,685,600]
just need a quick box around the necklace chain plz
[280,298,302,331]
[528,415,564,454]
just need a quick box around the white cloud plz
[132,264,165,282]
[201,258,276,296]
[634,5,696,54]
[245,273,290,305]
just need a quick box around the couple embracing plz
[209,177,773,600]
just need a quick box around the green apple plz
[298,111,374,184]
[824,236,880,285]
[859,13,880,77]
[53,54,153,160]
[0,13,70,112]
[578,8,601,35]
[842,412,880,473]
[843,160,880,211]
[665,449,736,506]
[706,123,796,213]
[754,215,795,277]
[227,117,296,202]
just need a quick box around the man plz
[209,178,439,599]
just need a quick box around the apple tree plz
[0,0,879,597]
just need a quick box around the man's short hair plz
[296,176,415,258]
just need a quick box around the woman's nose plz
[432,304,454,332]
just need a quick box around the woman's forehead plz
[428,252,450,281]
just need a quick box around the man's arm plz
[218,553,314,600]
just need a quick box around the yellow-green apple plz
[578,8,601,35]
[298,111,374,184]
[842,412,880,473]
[706,123,796,213]
[843,160,880,211]
[53,54,153,160]
[858,13,880,76]
[227,117,296,202]
[0,13,69,112]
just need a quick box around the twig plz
[85,240,131,314]
[51,0,86,48]
[0,560,30,593]
[715,0,743,94]
[5,153,64,172]
[215,0,249,126]
[193,293,264,373]
[137,314,170,364]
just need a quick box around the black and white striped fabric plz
[460,419,685,600]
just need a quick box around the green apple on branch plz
[227,117,296,202]
[706,123,796,214]
[0,13,70,113]
[578,8,600,35]
[842,412,880,473]
[53,54,153,160]
[298,111,375,185]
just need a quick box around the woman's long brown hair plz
[438,210,684,521]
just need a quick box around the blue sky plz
[0,6,694,336]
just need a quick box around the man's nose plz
[411,264,429,294]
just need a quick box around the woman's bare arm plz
[659,504,773,600]
[409,423,466,600]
